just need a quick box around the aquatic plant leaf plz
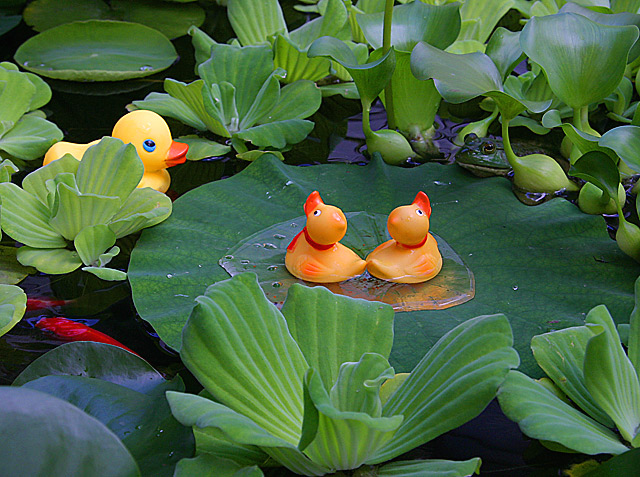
[23,0,112,32]
[0,246,34,285]
[301,368,403,469]
[192,425,269,467]
[131,92,209,133]
[0,66,36,133]
[599,125,640,173]
[0,182,66,248]
[21,154,80,205]
[259,80,322,123]
[273,34,332,83]
[74,223,116,266]
[308,36,395,105]
[629,277,640,377]
[128,155,639,377]
[570,151,620,202]
[498,370,630,454]
[612,0,640,13]
[0,284,26,337]
[238,71,282,130]
[520,13,638,109]
[0,387,140,476]
[167,391,330,475]
[357,0,461,52]
[0,15,21,36]
[107,187,172,238]
[377,458,481,476]
[531,326,614,427]
[83,267,127,281]
[370,314,519,463]
[75,137,142,202]
[13,341,167,393]
[459,0,513,43]
[282,283,394,392]
[49,184,121,240]
[177,135,231,160]
[23,375,193,476]
[485,27,524,81]
[16,247,83,274]
[289,0,349,48]
[14,20,178,81]
[197,42,274,121]
[174,454,264,477]
[583,305,640,444]
[235,119,315,149]
[227,0,287,46]
[0,115,63,161]
[180,273,309,445]
[111,0,205,39]
[164,79,227,135]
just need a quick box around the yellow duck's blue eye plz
[143,139,156,152]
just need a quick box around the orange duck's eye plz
[313,210,321,216]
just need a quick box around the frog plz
[453,133,510,177]
[454,133,558,178]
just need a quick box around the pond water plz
[0,10,616,476]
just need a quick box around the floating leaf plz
[14,20,178,81]
[0,246,34,285]
[0,284,26,337]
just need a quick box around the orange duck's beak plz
[165,141,188,167]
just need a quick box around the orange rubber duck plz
[43,110,188,193]
[366,191,442,283]
[285,191,366,283]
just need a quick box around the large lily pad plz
[14,20,178,81]
[128,155,640,376]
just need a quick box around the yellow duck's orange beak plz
[165,141,188,167]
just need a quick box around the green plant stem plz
[501,116,518,167]
[382,0,395,130]
[362,99,373,138]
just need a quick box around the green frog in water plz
[454,133,555,178]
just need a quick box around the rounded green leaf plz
[600,125,640,173]
[14,20,178,81]
[74,224,117,266]
[520,13,638,109]
[16,247,83,274]
[0,284,26,337]
[128,155,640,378]
[0,386,140,476]
[570,151,621,202]
[24,0,112,32]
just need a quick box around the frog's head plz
[454,133,510,175]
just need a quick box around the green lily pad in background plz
[220,212,474,311]
[23,0,205,39]
[14,20,178,81]
[128,155,640,377]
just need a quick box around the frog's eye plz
[143,139,156,153]
[416,209,424,216]
[482,142,496,154]
[313,210,322,216]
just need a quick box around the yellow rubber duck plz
[366,191,442,283]
[43,110,188,193]
[285,191,366,283]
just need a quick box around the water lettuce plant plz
[0,137,172,278]
[166,272,519,475]
[498,277,640,455]
[0,61,62,167]
[0,284,26,338]
[132,39,322,159]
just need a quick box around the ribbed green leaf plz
[0,284,26,337]
[107,187,172,238]
[49,183,121,240]
[531,326,614,428]
[273,34,331,84]
[16,246,82,274]
[132,92,209,132]
[22,154,79,205]
[301,368,402,470]
[197,43,274,120]
[520,13,638,109]
[175,454,264,477]
[193,426,269,466]
[357,1,461,52]
[584,305,640,444]
[180,273,309,445]
[234,119,315,149]
[0,66,35,132]
[75,137,141,202]
[377,458,481,476]
[485,28,523,81]
[83,266,127,281]
[258,80,322,123]
[177,135,231,161]
[629,277,640,376]
[330,353,394,417]
[238,71,281,130]
[282,283,394,391]
[167,391,330,475]
[0,387,140,476]
[371,314,519,463]
[0,115,62,160]
[0,182,66,248]
[498,370,630,455]
[74,224,116,266]
[459,0,513,43]
[227,0,287,46]
[164,79,227,136]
